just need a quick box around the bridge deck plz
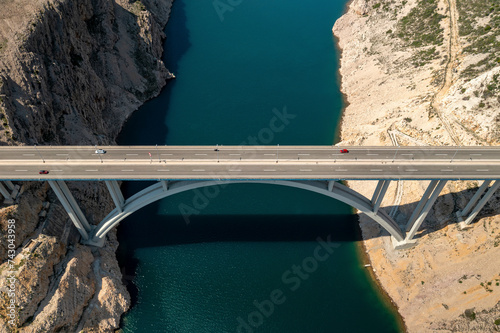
[0,145,498,180]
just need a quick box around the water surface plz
[117,0,402,332]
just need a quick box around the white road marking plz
[298,154,310,156]
[264,154,275,156]
[336,169,348,172]
[435,153,448,156]
[476,169,489,172]
[22,154,35,156]
[161,154,173,156]
[370,169,383,172]
[195,154,207,156]
[405,169,418,172]
[126,154,138,156]
[15,170,27,172]
[192,169,205,172]
[441,169,453,172]
[367,154,379,156]
[470,154,482,156]
[56,154,68,156]
[229,154,241,156]
[229,169,242,172]
[122,169,134,172]
[51,170,62,172]
[300,169,312,172]
[264,169,276,171]
[401,154,414,156]
[157,169,170,172]
[86,169,98,172]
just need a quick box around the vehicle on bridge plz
[340,149,349,153]
[95,149,106,154]
[39,170,49,174]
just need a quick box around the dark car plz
[39,170,49,174]
[340,149,349,153]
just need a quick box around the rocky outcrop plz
[334,0,500,331]
[0,0,173,332]
[0,0,173,145]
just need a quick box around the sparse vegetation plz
[457,0,500,79]
[397,0,446,50]
[464,309,476,320]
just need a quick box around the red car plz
[39,170,49,174]
[340,149,349,153]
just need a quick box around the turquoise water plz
[117,0,402,332]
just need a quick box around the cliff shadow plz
[117,0,191,145]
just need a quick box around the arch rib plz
[85,180,406,247]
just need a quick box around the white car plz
[95,149,106,154]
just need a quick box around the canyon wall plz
[334,0,500,331]
[0,0,173,331]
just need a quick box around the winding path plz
[431,0,461,144]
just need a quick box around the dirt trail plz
[431,0,461,144]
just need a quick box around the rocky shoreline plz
[0,0,173,331]
[334,0,500,331]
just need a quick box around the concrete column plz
[405,180,439,232]
[56,180,91,231]
[463,180,500,225]
[3,181,14,191]
[373,180,391,214]
[110,180,125,205]
[327,180,335,192]
[48,180,89,240]
[105,180,124,213]
[405,180,447,241]
[458,180,492,217]
[161,180,169,191]
[0,182,12,202]
[371,180,385,203]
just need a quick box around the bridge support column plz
[4,181,14,191]
[404,180,447,243]
[105,180,125,213]
[161,180,169,191]
[327,181,335,192]
[456,180,491,219]
[49,180,91,241]
[371,180,391,213]
[457,180,500,227]
[0,182,13,204]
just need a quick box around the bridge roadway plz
[0,145,498,180]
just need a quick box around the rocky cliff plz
[334,0,500,331]
[0,0,173,331]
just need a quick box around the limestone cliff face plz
[334,0,500,331]
[0,0,173,145]
[0,0,173,332]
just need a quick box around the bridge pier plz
[105,180,125,213]
[457,180,500,228]
[48,180,91,241]
[0,182,13,204]
[371,180,391,214]
[0,181,18,204]
[404,180,448,243]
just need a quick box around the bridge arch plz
[87,180,405,246]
